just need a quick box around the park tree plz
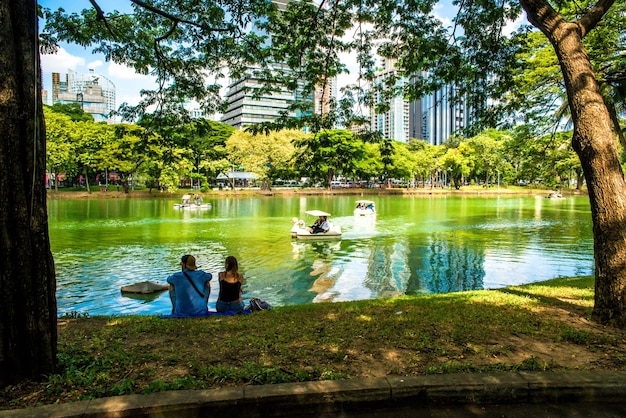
[354,142,383,185]
[73,121,115,193]
[95,124,164,193]
[293,130,365,188]
[49,102,94,123]
[44,107,77,191]
[226,129,302,189]
[408,140,442,188]
[190,119,236,186]
[386,141,417,185]
[1,0,57,386]
[440,147,472,189]
[464,130,511,187]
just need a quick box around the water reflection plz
[48,195,595,316]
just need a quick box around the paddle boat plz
[354,200,376,216]
[174,194,211,209]
[291,210,341,239]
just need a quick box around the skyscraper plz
[220,0,336,129]
[369,59,410,143]
[370,61,473,145]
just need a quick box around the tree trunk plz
[84,167,91,193]
[522,0,626,326]
[0,0,57,386]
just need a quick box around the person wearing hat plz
[167,254,212,315]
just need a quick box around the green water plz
[48,194,594,316]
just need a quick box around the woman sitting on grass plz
[216,255,245,313]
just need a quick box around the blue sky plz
[38,1,525,112]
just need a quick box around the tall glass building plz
[370,61,472,145]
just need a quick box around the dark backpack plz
[249,298,272,311]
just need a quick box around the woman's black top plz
[219,280,241,302]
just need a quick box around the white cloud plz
[41,47,85,73]
[87,59,104,70]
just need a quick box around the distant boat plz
[174,194,211,209]
[354,200,376,216]
[291,210,342,239]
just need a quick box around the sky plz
[38,0,525,113]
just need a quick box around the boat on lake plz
[174,194,211,209]
[291,210,341,239]
[354,200,376,216]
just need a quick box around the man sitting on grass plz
[167,254,212,315]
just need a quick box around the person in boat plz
[366,203,375,212]
[216,255,245,313]
[311,216,330,234]
[167,254,212,315]
[195,194,203,205]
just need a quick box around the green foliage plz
[226,129,304,188]
[293,130,365,187]
[48,103,94,122]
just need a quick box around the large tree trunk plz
[0,0,57,386]
[521,0,626,326]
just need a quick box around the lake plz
[48,193,595,316]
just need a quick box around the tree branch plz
[519,0,563,36]
[578,0,616,37]
[129,0,231,32]
[89,0,117,40]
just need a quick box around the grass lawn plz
[2,275,625,411]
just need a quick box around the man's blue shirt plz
[167,269,212,315]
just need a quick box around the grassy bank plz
[2,275,625,411]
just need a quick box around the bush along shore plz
[2,275,626,411]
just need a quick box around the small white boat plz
[291,210,341,239]
[174,194,211,209]
[354,200,376,216]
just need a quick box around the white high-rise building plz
[370,59,411,143]
[221,0,337,129]
[52,69,116,123]
[370,62,473,145]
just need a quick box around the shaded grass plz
[3,275,626,411]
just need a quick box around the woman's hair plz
[225,255,243,282]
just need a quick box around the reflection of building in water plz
[364,242,411,297]
[408,233,485,294]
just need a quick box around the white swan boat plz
[174,194,211,209]
[291,210,342,239]
[354,200,376,216]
